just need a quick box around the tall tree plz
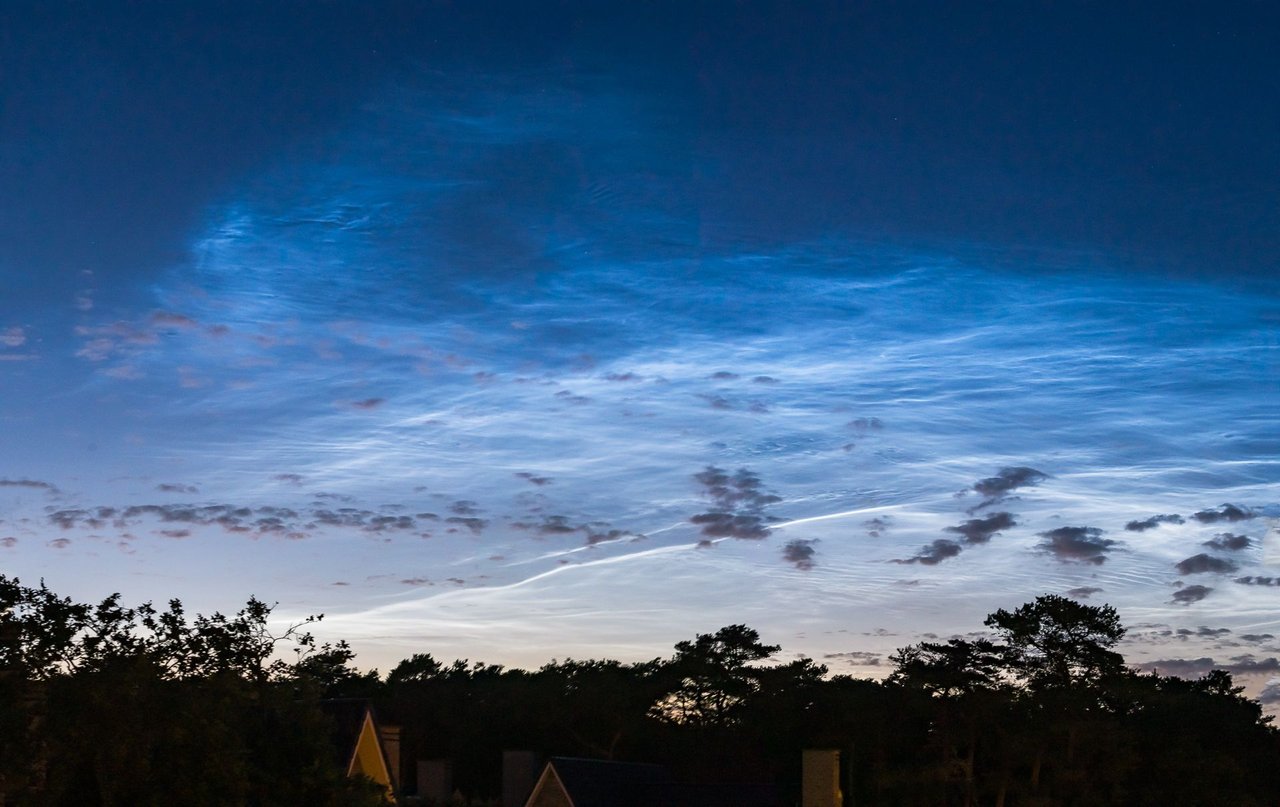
[983,594,1126,691]
[650,624,780,727]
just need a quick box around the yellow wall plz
[524,767,573,807]
[802,749,841,807]
[349,712,396,802]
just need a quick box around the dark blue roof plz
[546,757,781,807]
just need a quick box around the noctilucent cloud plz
[2,4,1278,691]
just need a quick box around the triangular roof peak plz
[319,698,396,802]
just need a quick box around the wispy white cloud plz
[1,74,1276,675]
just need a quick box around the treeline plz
[2,577,1277,806]
[0,576,385,806]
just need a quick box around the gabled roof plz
[528,757,669,807]
[526,757,783,807]
[319,698,396,800]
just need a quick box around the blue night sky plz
[2,2,1278,690]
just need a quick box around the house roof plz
[319,698,373,769]
[541,757,670,807]
[533,757,782,807]
[657,782,782,807]
[318,696,396,800]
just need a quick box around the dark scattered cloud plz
[312,508,385,529]
[48,509,85,529]
[1176,627,1231,639]
[899,513,1015,566]
[864,517,890,537]
[361,515,416,531]
[1239,634,1275,643]
[603,372,642,382]
[517,515,577,535]
[515,472,552,486]
[974,466,1047,499]
[1038,526,1115,565]
[1,537,17,547]
[1192,504,1255,524]
[967,466,1047,512]
[689,466,781,541]
[584,525,639,545]
[445,517,487,534]
[449,500,481,516]
[1204,533,1251,551]
[1175,553,1239,575]
[752,375,778,384]
[1135,657,1212,677]
[1172,584,1213,605]
[695,466,781,512]
[0,478,58,492]
[158,529,191,538]
[274,473,305,485]
[709,371,739,380]
[1066,586,1103,599]
[894,538,963,566]
[847,417,883,433]
[350,397,385,410]
[400,577,431,586]
[1259,681,1280,704]
[1125,513,1184,532]
[47,538,72,549]
[1235,576,1280,587]
[698,394,734,410]
[45,500,458,540]
[1128,625,1246,646]
[156,483,198,494]
[944,512,1016,544]
[782,539,817,570]
[1138,655,1280,678]
[823,650,881,666]
[690,512,772,540]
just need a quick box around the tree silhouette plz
[0,575,388,806]
[984,594,1126,691]
[650,624,780,726]
[7,576,1279,806]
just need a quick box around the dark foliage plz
[4,579,1277,806]
[0,575,387,806]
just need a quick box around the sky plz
[2,2,1278,694]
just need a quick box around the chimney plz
[378,723,402,790]
[417,759,452,803]
[502,750,540,807]
[803,749,842,807]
